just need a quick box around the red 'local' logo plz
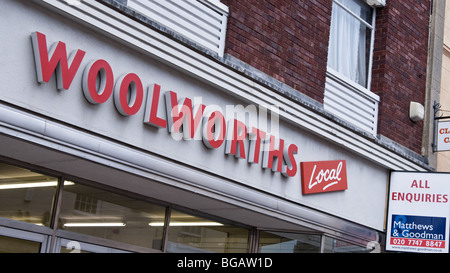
[300,160,348,195]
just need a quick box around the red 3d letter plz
[263,135,284,172]
[113,73,144,116]
[165,91,205,140]
[31,31,85,90]
[248,127,266,164]
[82,59,114,104]
[143,84,167,128]
[282,143,298,177]
[225,119,247,159]
[202,110,226,149]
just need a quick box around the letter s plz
[282,143,298,177]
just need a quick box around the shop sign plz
[30,31,299,177]
[300,160,347,194]
[436,121,450,151]
[386,171,450,253]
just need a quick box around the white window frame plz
[328,0,376,90]
[325,0,380,135]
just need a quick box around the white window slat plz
[325,88,376,122]
[181,0,222,24]
[324,102,375,133]
[158,0,222,35]
[324,94,376,129]
[324,73,379,135]
[127,0,228,56]
[325,80,377,117]
[130,0,220,48]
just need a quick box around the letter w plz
[165,91,205,140]
[31,32,86,90]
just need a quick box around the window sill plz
[324,69,380,135]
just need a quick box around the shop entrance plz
[0,159,379,253]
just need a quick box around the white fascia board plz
[33,0,426,172]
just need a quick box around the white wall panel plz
[324,71,379,135]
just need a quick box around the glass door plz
[0,226,49,253]
[56,238,131,253]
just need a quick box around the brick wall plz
[371,0,430,154]
[222,0,332,103]
[223,0,430,154]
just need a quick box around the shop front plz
[0,0,429,253]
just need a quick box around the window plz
[58,182,167,251]
[74,194,99,214]
[165,209,249,253]
[322,236,371,253]
[0,228,49,253]
[0,163,58,227]
[324,0,381,135]
[0,161,381,253]
[257,231,322,253]
[328,0,374,88]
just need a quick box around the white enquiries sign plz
[386,171,450,253]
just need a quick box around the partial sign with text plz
[437,121,450,151]
[389,215,446,250]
